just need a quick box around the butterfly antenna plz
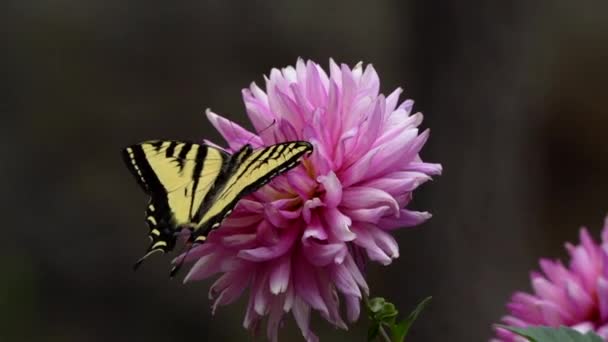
[169,242,193,278]
[243,118,277,147]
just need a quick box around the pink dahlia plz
[493,217,608,341]
[181,59,442,341]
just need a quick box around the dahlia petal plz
[315,271,347,329]
[344,253,369,295]
[294,257,329,316]
[579,228,600,265]
[324,208,356,241]
[285,167,315,199]
[243,295,260,329]
[254,272,271,315]
[360,64,380,96]
[292,297,319,342]
[362,171,431,196]
[275,88,304,129]
[264,203,291,228]
[565,279,594,318]
[243,88,273,132]
[341,186,399,216]
[500,315,527,327]
[328,58,341,85]
[334,127,358,168]
[326,80,342,142]
[330,263,362,298]
[220,213,262,229]
[303,213,328,241]
[302,240,346,266]
[290,83,314,121]
[568,244,596,293]
[405,161,443,175]
[314,62,330,91]
[351,61,363,81]
[354,96,384,153]
[376,112,424,147]
[398,98,414,113]
[340,147,381,187]
[184,253,223,282]
[239,227,299,262]
[302,198,324,224]
[206,109,262,149]
[306,61,327,108]
[282,65,297,83]
[345,294,361,323]
[266,301,283,342]
[295,58,307,86]
[210,271,250,314]
[344,206,389,224]
[283,283,295,312]
[249,81,269,105]
[531,274,566,306]
[597,324,608,339]
[385,87,403,114]
[538,258,568,286]
[306,137,332,175]
[221,233,258,249]
[602,245,608,278]
[351,224,392,265]
[340,64,357,118]
[598,277,608,321]
[379,209,432,230]
[572,322,594,334]
[235,199,264,213]
[269,255,291,295]
[317,171,342,208]
[538,300,574,325]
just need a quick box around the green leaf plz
[391,296,432,342]
[367,297,399,324]
[368,297,387,313]
[498,325,604,342]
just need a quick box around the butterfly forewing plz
[192,141,313,242]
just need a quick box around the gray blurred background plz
[4,1,608,341]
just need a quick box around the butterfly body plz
[122,140,313,270]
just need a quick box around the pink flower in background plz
[182,59,442,341]
[493,217,608,341]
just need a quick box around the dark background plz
[4,1,608,341]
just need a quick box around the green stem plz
[378,324,392,342]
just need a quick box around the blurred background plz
[4,1,608,341]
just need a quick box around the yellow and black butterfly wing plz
[190,141,313,243]
[122,140,229,266]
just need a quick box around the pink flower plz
[182,59,442,341]
[493,217,608,341]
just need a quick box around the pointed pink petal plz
[379,209,432,230]
[294,257,329,316]
[238,227,299,261]
[341,186,399,216]
[269,254,291,295]
[206,109,262,149]
[323,208,356,241]
[317,171,342,208]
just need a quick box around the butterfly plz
[122,140,313,275]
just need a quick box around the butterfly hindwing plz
[122,141,229,265]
